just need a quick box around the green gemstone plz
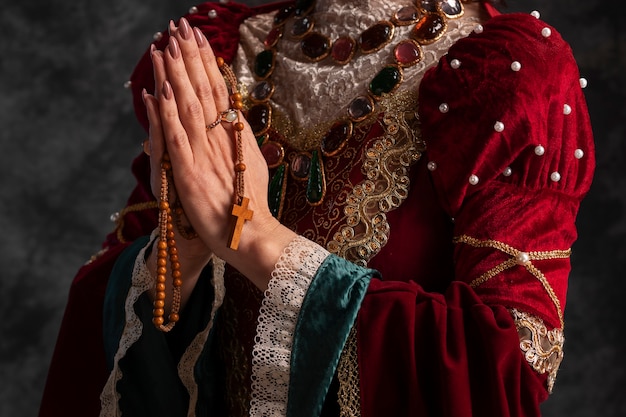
[306,150,325,205]
[256,134,268,147]
[254,50,275,79]
[268,164,287,218]
[369,65,402,97]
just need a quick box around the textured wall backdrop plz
[1,1,623,416]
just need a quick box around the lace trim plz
[510,308,564,393]
[453,235,571,329]
[249,236,330,416]
[337,327,361,417]
[100,231,158,417]
[178,255,226,415]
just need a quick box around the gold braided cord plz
[337,326,361,417]
[114,201,159,243]
[452,235,571,329]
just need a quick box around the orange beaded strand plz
[153,153,182,331]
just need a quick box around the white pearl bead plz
[563,104,572,115]
[427,161,437,171]
[189,6,199,14]
[511,61,522,72]
[541,27,552,38]
[550,171,561,182]
[516,251,530,265]
[579,78,588,88]
[530,10,541,19]
[450,59,461,69]
[469,174,479,185]
[110,212,120,222]
[474,24,484,34]
[224,110,238,123]
[439,103,449,113]
[503,167,512,177]
[574,149,584,159]
[494,121,505,132]
[534,145,545,156]
[123,80,132,89]
[153,32,163,41]
[208,9,218,18]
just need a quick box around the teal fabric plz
[287,255,377,417]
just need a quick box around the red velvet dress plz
[39,2,594,416]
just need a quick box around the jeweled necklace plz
[246,0,466,218]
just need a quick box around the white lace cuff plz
[249,236,331,416]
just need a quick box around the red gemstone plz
[264,26,283,48]
[331,36,356,64]
[321,120,353,156]
[359,21,394,53]
[301,32,331,61]
[412,13,446,44]
[394,39,423,67]
[261,141,285,168]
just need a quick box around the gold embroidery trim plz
[337,326,361,417]
[452,235,570,329]
[327,91,425,266]
[510,308,564,393]
[112,201,159,243]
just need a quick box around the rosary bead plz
[234,122,245,131]
[156,283,166,292]
[168,313,180,323]
[233,100,244,110]
[235,162,247,172]
[173,278,183,287]
[168,239,176,247]
[159,201,170,211]
[154,300,165,309]
[157,258,167,267]
[157,274,167,283]
[153,316,164,326]
[231,92,242,102]
[157,241,168,250]
[216,57,225,67]
[170,253,179,262]
[172,270,182,279]
[155,292,166,300]
[162,161,172,171]
[157,266,167,275]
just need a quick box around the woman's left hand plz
[147,18,296,289]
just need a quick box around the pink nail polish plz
[193,27,206,47]
[168,37,181,59]
[179,17,192,40]
[162,81,173,100]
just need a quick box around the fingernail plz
[179,17,192,40]
[141,88,148,103]
[168,37,181,59]
[150,44,156,60]
[162,80,173,100]
[168,20,176,36]
[193,27,206,47]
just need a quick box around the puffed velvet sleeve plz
[355,13,594,417]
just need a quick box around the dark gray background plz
[1,1,624,416]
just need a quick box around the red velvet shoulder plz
[419,13,595,217]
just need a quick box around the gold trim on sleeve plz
[452,235,571,329]
[337,327,361,417]
[510,308,564,393]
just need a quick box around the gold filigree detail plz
[327,91,425,266]
[337,326,361,417]
[510,308,564,393]
[452,235,570,328]
[111,201,159,243]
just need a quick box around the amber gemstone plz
[440,0,463,17]
[301,32,331,61]
[247,104,271,135]
[250,80,274,102]
[348,95,375,122]
[394,5,420,25]
[254,49,275,79]
[321,120,353,156]
[359,21,394,53]
[412,13,446,44]
[394,39,423,67]
[261,141,284,168]
[268,164,287,219]
[306,150,325,205]
[273,6,294,25]
[291,16,313,38]
[331,36,356,64]
[370,66,402,97]
[264,26,283,48]
[291,153,312,180]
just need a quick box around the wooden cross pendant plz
[228,197,254,250]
